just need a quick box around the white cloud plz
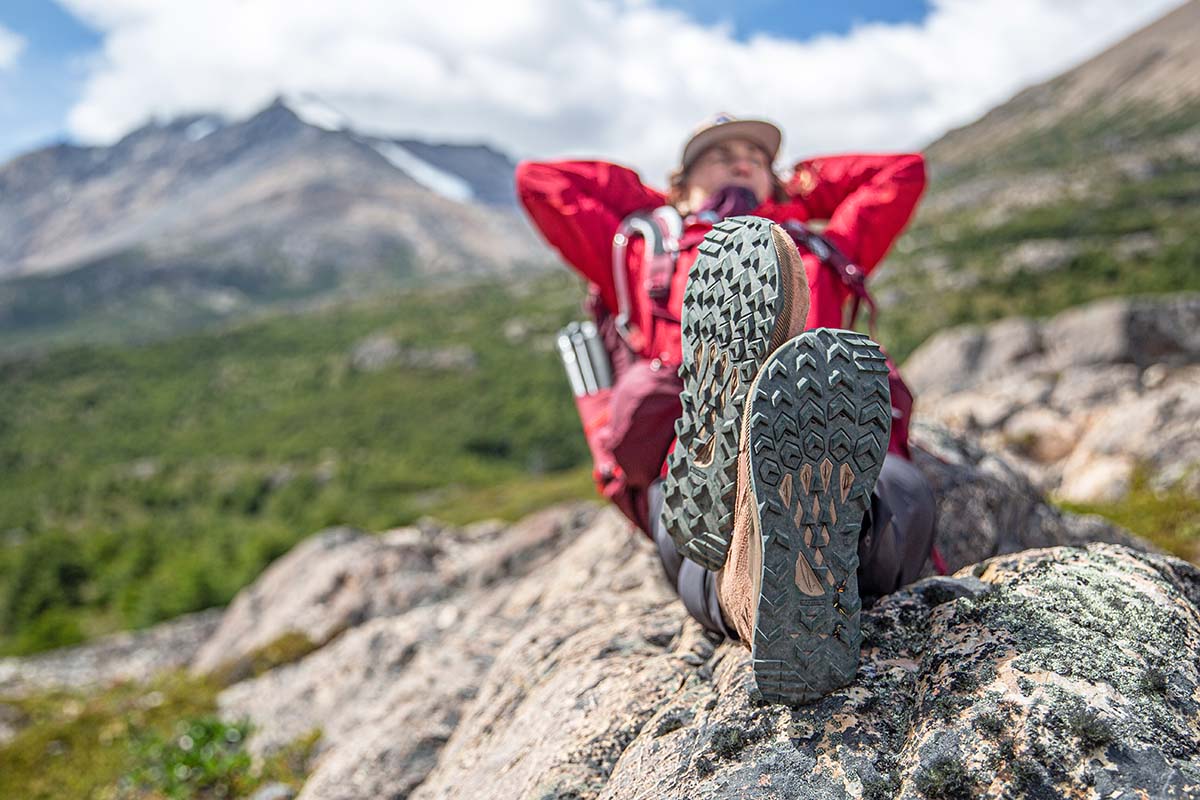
[58,0,1186,183]
[0,24,25,70]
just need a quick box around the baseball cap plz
[679,113,782,171]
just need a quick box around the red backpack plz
[561,209,917,537]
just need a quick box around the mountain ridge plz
[925,0,1200,177]
[0,97,550,352]
[0,96,537,283]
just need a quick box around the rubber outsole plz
[745,329,890,705]
[660,216,790,571]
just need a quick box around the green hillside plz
[0,272,593,655]
[877,102,1200,363]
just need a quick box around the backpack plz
[561,208,920,537]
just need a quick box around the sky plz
[0,0,1188,182]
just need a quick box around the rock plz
[1114,231,1161,260]
[409,536,1200,799]
[906,294,1200,399]
[1074,380,1200,473]
[194,506,591,675]
[889,545,1200,799]
[503,318,530,342]
[904,317,1043,398]
[349,333,401,372]
[349,334,479,373]
[1142,363,1170,389]
[927,391,1019,431]
[998,239,1082,276]
[200,429,1170,800]
[250,783,297,800]
[0,609,221,696]
[910,423,1143,574]
[223,607,455,799]
[1058,454,1137,504]
[1041,298,1136,369]
[0,702,26,746]
[1047,364,1140,412]
[902,327,987,398]
[1041,294,1200,372]
[912,294,1200,501]
[401,345,477,372]
[221,508,667,800]
[1002,407,1079,463]
[191,527,439,674]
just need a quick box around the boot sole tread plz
[746,329,890,705]
[661,216,784,571]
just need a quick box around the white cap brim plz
[681,119,782,170]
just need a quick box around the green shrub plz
[0,672,317,800]
[0,273,595,655]
[127,716,253,799]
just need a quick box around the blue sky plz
[0,0,1184,177]
[656,0,932,42]
[0,1,100,160]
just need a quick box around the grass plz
[877,103,1200,363]
[0,671,317,800]
[1059,471,1200,562]
[0,271,596,655]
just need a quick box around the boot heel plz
[745,329,890,705]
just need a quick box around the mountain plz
[0,97,546,353]
[876,0,1200,361]
[927,0,1200,176]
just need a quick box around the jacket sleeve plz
[786,153,926,277]
[515,160,667,311]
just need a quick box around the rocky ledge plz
[905,293,1200,507]
[2,426,1195,799]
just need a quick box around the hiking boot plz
[661,216,810,571]
[717,329,891,704]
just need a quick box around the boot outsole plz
[661,216,788,571]
[745,329,890,705]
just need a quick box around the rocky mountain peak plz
[0,95,543,352]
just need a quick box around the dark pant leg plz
[647,479,735,639]
[647,453,936,640]
[857,454,938,607]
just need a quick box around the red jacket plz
[516,153,926,368]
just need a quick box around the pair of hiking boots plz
[661,216,891,706]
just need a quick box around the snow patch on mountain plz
[371,141,475,203]
[282,94,350,132]
[185,119,220,142]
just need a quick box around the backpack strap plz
[780,220,879,339]
[611,207,683,354]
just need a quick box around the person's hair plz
[667,144,788,215]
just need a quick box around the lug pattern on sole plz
[661,216,785,571]
[746,329,890,705]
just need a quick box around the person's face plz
[684,137,773,208]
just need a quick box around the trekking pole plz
[579,321,612,389]
[556,324,588,397]
[569,326,599,395]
